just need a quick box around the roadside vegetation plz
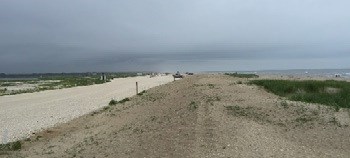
[250,79,350,109]
[137,90,147,96]
[109,99,118,106]
[0,141,22,153]
[0,72,140,96]
[108,98,131,106]
[225,73,259,78]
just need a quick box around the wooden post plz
[136,82,138,95]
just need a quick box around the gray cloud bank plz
[1,0,350,73]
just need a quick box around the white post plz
[2,129,8,144]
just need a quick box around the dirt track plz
[3,75,350,157]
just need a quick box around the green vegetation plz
[109,99,118,106]
[108,98,130,106]
[206,96,221,106]
[188,101,198,111]
[0,141,22,151]
[137,90,147,96]
[250,79,350,108]
[0,82,17,86]
[109,72,139,79]
[0,72,140,96]
[280,100,289,108]
[225,73,259,78]
[207,84,215,89]
[39,76,109,88]
[119,98,130,104]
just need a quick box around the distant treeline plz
[225,73,259,78]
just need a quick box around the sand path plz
[0,75,173,143]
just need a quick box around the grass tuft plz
[280,101,289,108]
[0,141,22,151]
[207,84,215,89]
[137,90,147,96]
[188,101,198,111]
[119,98,130,104]
[109,99,118,106]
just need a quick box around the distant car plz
[173,71,183,78]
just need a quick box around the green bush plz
[109,99,118,106]
[0,141,22,151]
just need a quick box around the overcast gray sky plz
[1,0,350,73]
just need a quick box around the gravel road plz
[0,75,173,143]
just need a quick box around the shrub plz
[0,141,21,151]
[12,141,21,151]
[109,99,118,106]
[119,98,130,104]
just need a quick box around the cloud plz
[1,0,350,73]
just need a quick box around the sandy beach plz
[0,75,173,143]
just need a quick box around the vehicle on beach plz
[173,71,183,78]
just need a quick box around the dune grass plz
[250,80,350,109]
[225,73,259,78]
[0,141,22,152]
[109,99,118,106]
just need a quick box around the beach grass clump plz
[225,73,259,78]
[109,99,118,106]
[137,90,147,96]
[188,101,198,111]
[250,80,350,108]
[108,98,130,106]
[119,98,130,104]
[0,141,22,151]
